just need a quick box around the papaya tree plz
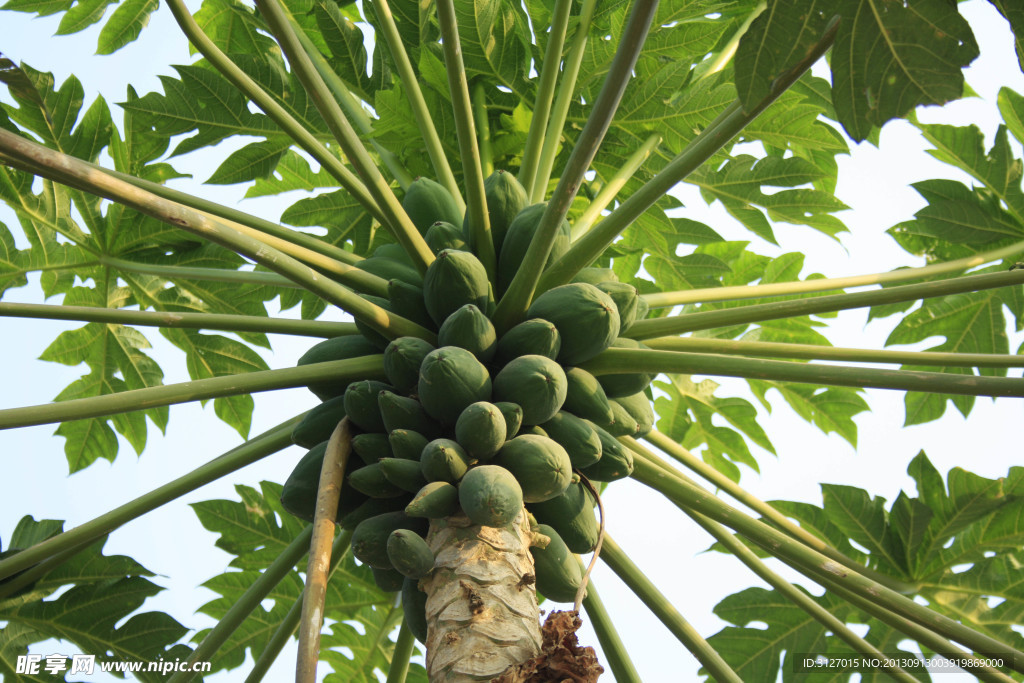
[2,0,1024,680]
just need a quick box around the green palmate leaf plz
[315,0,391,101]
[830,0,979,141]
[453,0,531,94]
[0,516,192,682]
[193,0,279,57]
[746,381,868,448]
[206,139,290,185]
[321,603,428,683]
[96,0,158,54]
[280,188,376,254]
[988,0,1024,73]
[56,0,116,38]
[244,149,335,198]
[654,375,774,482]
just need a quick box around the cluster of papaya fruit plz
[280,171,655,642]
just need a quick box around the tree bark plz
[422,509,542,681]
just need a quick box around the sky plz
[1,0,1023,681]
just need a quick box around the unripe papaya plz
[389,429,429,461]
[529,475,599,554]
[371,565,406,592]
[531,524,584,603]
[354,295,393,350]
[458,465,524,527]
[388,279,435,330]
[494,401,523,439]
[596,337,654,398]
[614,391,654,436]
[437,304,497,363]
[351,511,428,569]
[351,432,392,464]
[492,354,567,425]
[348,462,407,498]
[405,480,460,518]
[572,267,618,286]
[387,529,435,579]
[578,422,634,481]
[339,495,412,531]
[494,318,561,367]
[455,401,506,460]
[374,243,415,264]
[402,577,429,643]
[344,380,393,433]
[539,411,602,469]
[291,395,346,449]
[379,457,429,493]
[417,346,492,425]
[597,281,640,334]
[378,390,441,437]
[383,336,435,394]
[563,367,614,426]
[526,283,619,365]
[357,254,422,287]
[425,220,468,253]
[420,438,471,483]
[465,169,528,253]
[634,296,650,323]
[281,441,366,524]
[298,335,380,401]
[606,400,638,437]
[492,434,573,503]
[402,177,463,234]
[422,249,491,326]
[496,202,571,295]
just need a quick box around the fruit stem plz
[384,619,417,683]
[168,525,316,683]
[571,133,662,240]
[580,581,643,683]
[255,0,436,275]
[584,347,1024,397]
[518,0,575,196]
[629,453,1024,673]
[493,0,661,334]
[435,0,498,284]
[0,301,356,338]
[642,238,1024,308]
[369,0,463,205]
[0,357,385,430]
[529,0,599,202]
[643,336,1024,368]
[601,535,743,683]
[626,269,1024,339]
[163,0,387,227]
[539,17,841,292]
[0,417,299,583]
[297,418,352,682]
[0,129,436,342]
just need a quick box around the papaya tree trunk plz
[421,508,542,681]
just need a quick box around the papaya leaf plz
[988,0,1024,73]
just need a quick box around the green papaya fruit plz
[492,354,567,425]
[383,336,436,394]
[494,318,561,367]
[379,457,429,493]
[422,249,491,326]
[605,400,638,437]
[372,565,406,592]
[357,255,423,287]
[437,304,497,363]
[420,438,471,483]
[539,411,602,469]
[464,169,528,253]
[596,337,654,398]
[351,432,393,464]
[455,401,506,460]
[281,441,366,524]
[339,495,412,531]
[425,221,468,253]
[496,202,571,296]
[388,279,435,330]
[417,346,492,425]
[531,524,584,603]
[351,511,429,569]
[387,529,435,579]
[562,367,615,426]
[529,475,599,554]
[634,296,650,324]
[405,480,461,518]
[403,177,463,233]
[291,395,346,449]
[613,391,654,436]
[378,390,441,437]
[374,243,415,264]
[402,577,429,643]
[458,465,524,528]
[571,267,618,286]
[597,281,639,334]
[389,429,429,461]
[354,295,393,350]
[526,283,619,365]
[578,422,634,481]
[344,380,394,432]
[492,434,573,503]
[348,462,407,498]
[494,402,523,439]
[298,335,380,401]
